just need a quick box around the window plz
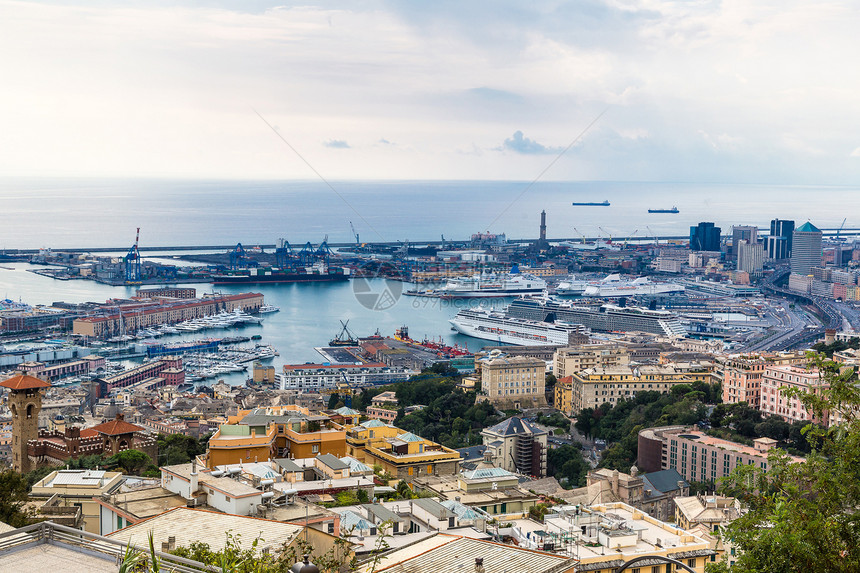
[312,445,319,453]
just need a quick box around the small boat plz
[258,304,280,314]
[572,200,610,206]
[648,206,679,214]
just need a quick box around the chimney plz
[475,558,485,573]
[190,459,199,499]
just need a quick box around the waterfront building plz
[719,352,807,407]
[72,292,264,338]
[476,352,546,408]
[690,222,721,252]
[480,417,547,477]
[790,221,823,276]
[555,365,700,415]
[101,356,184,391]
[637,426,803,484]
[731,226,758,262]
[17,355,106,382]
[280,362,412,391]
[0,373,51,473]
[767,218,795,260]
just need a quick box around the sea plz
[0,178,858,383]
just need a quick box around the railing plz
[0,521,219,573]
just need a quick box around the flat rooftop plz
[0,543,117,573]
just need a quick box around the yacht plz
[258,304,280,314]
[406,270,547,299]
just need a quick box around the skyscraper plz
[767,219,795,260]
[790,222,823,276]
[737,239,764,277]
[690,222,721,252]
[731,226,758,262]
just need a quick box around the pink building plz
[721,352,806,407]
[761,365,830,425]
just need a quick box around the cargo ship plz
[648,206,679,213]
[212,265,349,285]
[572,200,610,206]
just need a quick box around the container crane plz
[124,227,142,283]
[623,229,638,248]
[598,227,612,243]
[572,227,587,245]
[349,221,359,246]
[647,226,659,246]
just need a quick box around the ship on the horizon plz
[648,206,679,213]
[572,200,610,206]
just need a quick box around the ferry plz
[449,307,589,346]
[581,274,685,297]
[405,268,547,299]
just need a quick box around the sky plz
[2,0,860,183]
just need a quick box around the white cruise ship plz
[407,271,547,299]
[555,275,600,295]
[449,308,588,346]
[581,274,684,298]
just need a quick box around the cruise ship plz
[449,308,589,346]
[506,297,687,337]
[581,274,685,297]
[555,275,599,295]
[406,270,547,298]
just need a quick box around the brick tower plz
[1,374,51,473]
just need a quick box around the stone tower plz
[1,374,51,474]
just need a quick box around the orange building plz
[206,406,346,468]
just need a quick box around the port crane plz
[572,227,587,245]
[349,221,360,246]
[598,227,612,243]
[647,226,659,246]
[229,243,257,270]
[835,217,848,266]
[124,227,142,283]
[623,229,638,248]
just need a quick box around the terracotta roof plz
[89,417,144,436]
[0,374,51,390]
[79,428,99,439]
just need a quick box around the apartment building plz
[477,353,546,408]
[638,426,803,484]
[720,352,807,407]
[555,364,699,415]
[761,364,837,425]
[553,344,630,378]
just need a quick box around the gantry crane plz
[124,227,142,283]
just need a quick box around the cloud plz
[323,139,351,149]
[851,147,860,157]
[499,131,562,155]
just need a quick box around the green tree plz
[109,449,152,475]
[0,470,32,528]
[327,392,340,410]
[713,355,860,572]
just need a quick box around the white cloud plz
[0,1,858,182]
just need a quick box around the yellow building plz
[556,365,700,415]
[553,344,630,378]
[30,469,124,534]
[477,352,546,408]
[345,420,460,481]
[206,406,347,467]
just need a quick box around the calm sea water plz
[0,178,857,249]
[0,263,507,380]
